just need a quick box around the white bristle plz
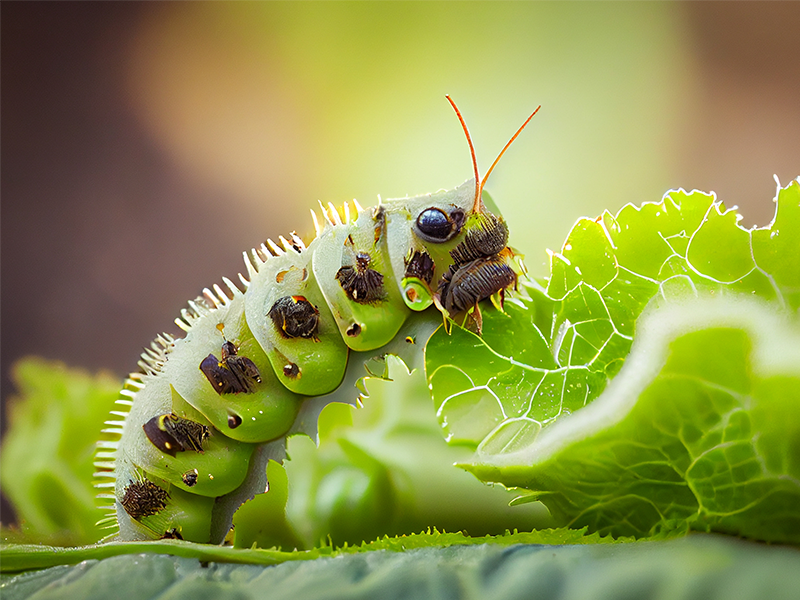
[310,209,322,236]
[266,238,284,256]
[327,202,342,226]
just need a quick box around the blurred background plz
[2,2,799,526]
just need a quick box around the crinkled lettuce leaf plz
[427,179,800,542]
[470,297,800,542]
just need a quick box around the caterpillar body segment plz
[245,231,348,396]
[167,293,301,444]
[97,101,537,544]
[118,378,255,499]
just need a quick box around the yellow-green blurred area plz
[125,1,689,264]
[2,3,799,527]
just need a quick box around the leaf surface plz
[4,535,800,600]
[427,180,800,542]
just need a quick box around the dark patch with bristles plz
[121,479,169,520]
[449,213,509,265]
[438,255,517,314]
[335,253,385,304]
[143,414,209,457]
[200,341,261,395]
[268,296,320,339]
[404,251,436,284]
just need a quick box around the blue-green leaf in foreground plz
[426,179,800,542]
[3,535,800,600]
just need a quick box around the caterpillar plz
[94,97,539,543]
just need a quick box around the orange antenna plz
[479,105,541,205]
[445,95,481,210]
[446,96,541,213]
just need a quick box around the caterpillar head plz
[387,98,540,317]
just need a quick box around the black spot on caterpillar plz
[335,251,386,304]
[120,479,169,520]
[200,340,262,395]
[282,362,300,379]
[94,97,540,543]
[268,296,320,340]
[142,413,209,457]
[182,469,199,487]
[404,251,436,284]
[162,528,184,540]
[449,213,509,264]
[439,251,518,315]
[438,214,517,316]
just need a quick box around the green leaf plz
[231,460,305,550]
[427,179,800,543]
[236,358,553,549]
[469,297,800,542]
[0,527,621,574]
[751,178,800,308]
[0,359,120,546]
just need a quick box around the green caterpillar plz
[94,98,538,543]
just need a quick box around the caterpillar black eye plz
[283,363,300,378]
[415,208,465,243]
[415,208,450,241]
[227,414,242,429]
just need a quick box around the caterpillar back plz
[95,98,539,543]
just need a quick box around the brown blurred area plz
[2,2,798,524]
[1,3,257,524]
[679,2,800,227]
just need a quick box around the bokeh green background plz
[125,2,690,268]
